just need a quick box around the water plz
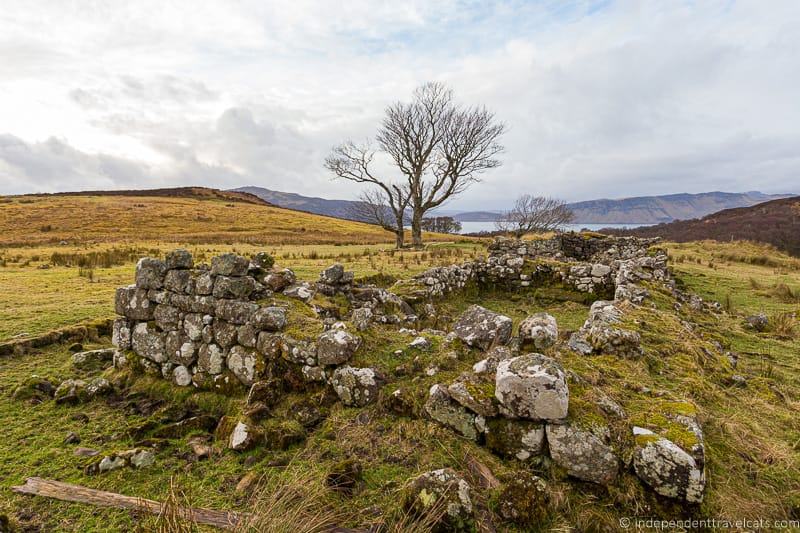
[457,221,652,234]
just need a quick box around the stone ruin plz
[107,232,712,520]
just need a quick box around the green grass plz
[2,239,800,531]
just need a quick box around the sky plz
[0,0,798,209]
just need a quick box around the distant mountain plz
[234,186,794,225]
[232,186,365,221]
[606,196,800,257]
[565,191,791,224]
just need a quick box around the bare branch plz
[495,195,575,237]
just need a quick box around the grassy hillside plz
[607,196,800,257]
[0,190,455,247]
[0,240,798,531]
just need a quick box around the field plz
[2,202,800,531]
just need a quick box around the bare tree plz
[421,216,462,234]
[325,141,410,248]
[495,195,575,237]
[327,82,505,248]
[347,187,410,248]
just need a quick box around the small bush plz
[770,312,797,340]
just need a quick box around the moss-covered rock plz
[401,468,474,532]
[494,471,549,526]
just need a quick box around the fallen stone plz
[211,253,249,277]
[317,329,360,366]
[452,305,513,350]
[546,423,618,485]
[135,258,166,289]
[249,306,287,331]
[330,366,381,407]
[424,384,485,441]
[633,427,705,503]
[402,468,473,531]
[485,418,545,460]
[229,421,262,451]
[518,313,558,350]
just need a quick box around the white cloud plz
[0,0,798,206]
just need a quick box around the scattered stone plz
[284,283,316,302]
[633,427,705,503]
[172,365,192,387]
[72,348,115,371]
[452,305,513,350]
[227,346,260,386]
[494,354,569,421]
[409,336,431,350]
[317,329,360,366]
[235,471,260,494]
[402,469,473,531]
[351,307,373,331]
[745,313,769,332]
[263,419,306,450]
[319,263,345,285]
[229,421,262,451]
[263,269,296,292]
[247,379,282,408]
[546,423,618,485]
[330,366,381,407]
[63,432,81,444]
[424,384,485,441]
[518,313,558,349]
[447,374,498,417]
[11,376,56,402]
[74,447,99,457]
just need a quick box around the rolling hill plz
[0,187,450,246]
[606,195,800,256]
[233,186,364,220]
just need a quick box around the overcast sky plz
[0,0,797,209]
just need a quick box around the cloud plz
[1,0,798,207]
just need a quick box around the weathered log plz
[11,477,242,530]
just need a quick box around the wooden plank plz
[11,477,242,530]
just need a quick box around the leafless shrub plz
[495,195,575,237]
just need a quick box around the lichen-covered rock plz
[229,421,262,451]
[351,307,373,331]
[132,322,167,363]
[227,345,260,386]
[402,468,473,532]
[211,253,249,277]
[213,275,257,299]
[485,418,545,460]
[569,300,642,358]
[496,472,549,526]
[237,323,259,348]
[633,427,705,503]
[495,354,568,421]
[193,271,214,295]
[55,377,111,404]
[745,313,769,332]
[172,365,192,386]
[214,299,258,325]
[247,379,283,408]
[319,263,344,284]
[284,282,316,302]
[213,320,238,348]
[263,268,296,292]
[135,257,167,289]
[316,329,360,366]
[330,366,381,407]
[546,423,618,485]
[115,286,155,320]
[164,269,191,293]
[446,374,498,417]
[72,348,114,371]
[424,384,485,441]
[518,313,558,349]
[452,305,513,350]
[197,343,225,374]
[112,318,132,350]
[11,375,56,402]
[301,365,326,382]
[165,248,193,270]
[280,336,317,366]
[263,419,306,450]
[472,345,514,375]
[249,306,287,331]
[153,304,181,331]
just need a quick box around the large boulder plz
[495,354,568,421]
[330,366,381,407]
[452,305,513,350]
[316,329,360,366]
[545,423,618,485]
[518,313,558,350]
[402,469,473,532]
[424,384,485,441]
[633,427,705,503]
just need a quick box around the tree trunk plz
[411,209,423,248]
[395,230,404,249]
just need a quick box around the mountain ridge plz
[233,186,793,224]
